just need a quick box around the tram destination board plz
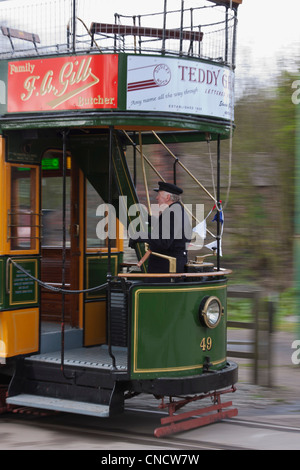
[4,132,40,164]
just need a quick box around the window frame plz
[85,177,123,254]
[6,163,40,255]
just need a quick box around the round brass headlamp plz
[199,296,223,328]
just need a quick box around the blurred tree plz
[225,68,298,288]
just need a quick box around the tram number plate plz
[200,337,212,351]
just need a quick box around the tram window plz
[41,176,71,247]
[10,166,38,250]
[86,180,116,249]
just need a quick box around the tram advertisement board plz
[126,55,234,120]
[6,54,118,113]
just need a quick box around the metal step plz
[7,355,126,417]
[6,394,110,417]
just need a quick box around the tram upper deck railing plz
[0,0,240,67]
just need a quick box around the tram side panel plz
[129,280,227,380]
[0,136,40,363]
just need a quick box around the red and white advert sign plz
[127,55,234,120]
[7,54,118,113]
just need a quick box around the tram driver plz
[129,182,192,276]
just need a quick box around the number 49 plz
[200,337,212,351]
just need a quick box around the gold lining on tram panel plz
[132,285,227,374]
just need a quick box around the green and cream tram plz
[0,0,242,436]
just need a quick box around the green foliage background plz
[223,68,298,291]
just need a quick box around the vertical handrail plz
[114,13,118,53]
[231,7,238,67]
[107,126,116,369]
[133,131,137,186]
[61,129,67,371]
[188,7,194,55]
[225,6,229,63]
[162,0,167,54]
[179,0,184,56]
[138,15,142,54]
[133,16,136,53]
[72,0,76,54]
[60,129,73,380]
[217,135,221,271]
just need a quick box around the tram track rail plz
[1,405,300,450]
[0,413,246,450]
[127,406,300,436]
[222,417,300,434]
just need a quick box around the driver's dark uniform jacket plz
[131,201,192,274]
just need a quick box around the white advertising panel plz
[127,55,234,120]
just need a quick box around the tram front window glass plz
[41,176,70,247]
[86,180,116,249]
[10,166,37,250]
